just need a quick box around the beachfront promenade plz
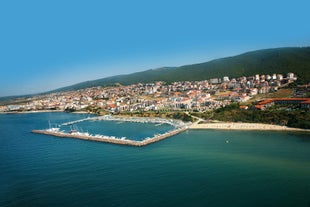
[32,126,188,147]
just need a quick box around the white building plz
[260,74,266,81]
[223,76,230,82]
[272,74,277,80]
[287,72,296,80]
[209,78,220,84]
[277,74,283,81]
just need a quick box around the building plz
[209,78,220,84]
[272,74,277,80]
[223,76,230,82]
[277,74,283,81]
[287,72,297,80]
[256,98,310,110]
[266,75,272,80]
[301,100,310,109]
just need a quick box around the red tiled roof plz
[274,98,309,101]
[257,98,310,105]
[257,99,274,105]
[109,104,116,108]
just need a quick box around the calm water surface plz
[0,112,309,207]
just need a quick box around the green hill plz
[51,47,310,92]
[1,47,309,102]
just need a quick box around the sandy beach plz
[189,122,310,132]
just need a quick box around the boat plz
[69,124,78,134]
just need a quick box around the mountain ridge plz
[1,47,310,101]
[49,46,309,93]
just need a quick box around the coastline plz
[32,120,309,147]
[2,111,309,146]
[189,122,310,132]
[0,110,64,114]
[0,110,97,115]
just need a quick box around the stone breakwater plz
[32,115,189,146]
[59,115,184,128]
[32,126,188,147]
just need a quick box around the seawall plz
[32,127,187,147]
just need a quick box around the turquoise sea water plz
[0,112,309,207]
[59,117,175,141]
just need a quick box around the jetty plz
[31,126,188,147]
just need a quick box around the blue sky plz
[0,0,309,97]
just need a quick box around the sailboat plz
[47,120,60,132]
[69,124,78,134]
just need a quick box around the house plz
[256,98,310,109]
[239,105,249,110]
[301,100,310,109]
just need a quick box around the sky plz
[0,0,309,97]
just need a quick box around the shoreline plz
[0,110,96,114]
[2,110,309,136]
[0,110,64,114]
[189,122,310,132]
[30,115,309,146]
[32,120,309,147]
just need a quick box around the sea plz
[0,112,309,207]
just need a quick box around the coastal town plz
[1,72,309,113]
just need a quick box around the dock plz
[31,127,188,147]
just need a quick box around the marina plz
[58,115,183,127]
[32,116,189,146]
[32,127,188,146]
[32,114,309,146]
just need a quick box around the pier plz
[32,126,188,147]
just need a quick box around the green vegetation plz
[50,47,310,93]
[241,88,294,105]
[204,103,310,129]
[76,106,195,122]
[74,106,109,115]
[117,111,195,122]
